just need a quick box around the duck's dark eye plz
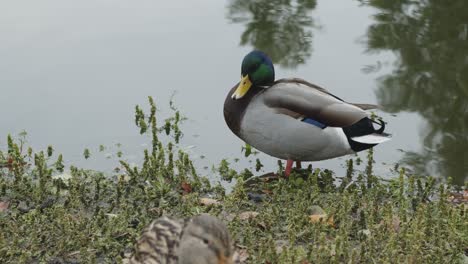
[202,239,209,245]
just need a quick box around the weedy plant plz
[0,97,466,263]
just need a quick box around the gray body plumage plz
[224,78,391,161]
[126,214,233,264]
[241,92,354,161]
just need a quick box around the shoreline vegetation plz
[0,97,466,263]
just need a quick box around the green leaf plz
[242,143,252,157]
[83,148,91,159]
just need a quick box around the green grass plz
[0,97,466,263]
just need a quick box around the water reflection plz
[227,0,318,68]
[362,0,468,184]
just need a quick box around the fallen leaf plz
[105,213,118,218]
[447,190,468,204]
[309,214,335,227]
[0,201,9,212]
[309,214,327,223]
[181,182,192,194]
[200,198,221,206]
[7,157,13,171]
[238,211,259,221]
[308,205,335,227]
[392,216,401,232]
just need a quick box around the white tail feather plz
[351,133,392,144]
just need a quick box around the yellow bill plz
[232,75,252,99]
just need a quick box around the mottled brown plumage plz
[126,214,233,264]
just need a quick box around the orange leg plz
[285,159,294,177]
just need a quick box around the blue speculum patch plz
[302,118,327,129]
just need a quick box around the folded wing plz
[264,79,370,127]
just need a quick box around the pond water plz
[1,0,466,184]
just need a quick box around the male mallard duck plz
[127,214,234,264]
[224,50,391,177]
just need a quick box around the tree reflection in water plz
[361,0,468,184]
[227,0,318,68]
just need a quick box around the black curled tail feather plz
[342,118,376,138]
[371,119,385,134]
[342,117,387,152]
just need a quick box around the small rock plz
[309,205,326,215]
[358,229,371,237]
[275,240,289,254]
[17,202,31,213]
[199,198,221,206]
[247,193,264,202]
[233,248,249,263]
[219,210,236,222]
[238,211,259,221]
[52,172,72,181]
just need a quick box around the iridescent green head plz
[232,50,275,99]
